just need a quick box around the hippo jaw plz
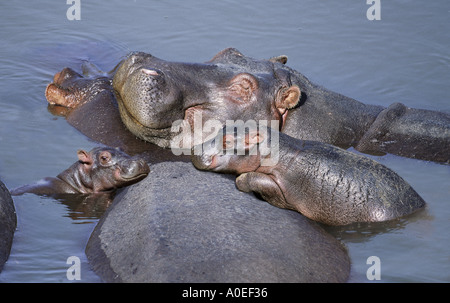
[115,92,179,148]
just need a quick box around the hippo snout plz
[118,158,150,180]
[191,153,213,171]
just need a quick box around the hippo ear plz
[276,85,301,111]
[228,73,258,103]
[269,55,288,65]
[77,150,93,165]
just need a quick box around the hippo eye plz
[99,151,112,166]
[222,134,235,150]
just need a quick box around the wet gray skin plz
[191,126,426,226]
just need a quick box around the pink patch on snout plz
[113,167,123,181]
[209,155,219,170]
[141,69,159,76]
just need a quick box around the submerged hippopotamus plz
[86,161,351,282]
[46,62,190,164]
[0,180,16,273]
[45,48,450,163]
[191,126,426,226]
[11,147,149,196]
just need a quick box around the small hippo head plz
[72,147,150,193]
[113,48,301,148]
[191,125,279,175]
[45,67,111,109]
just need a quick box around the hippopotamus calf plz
[191,126,426,226]
[11,147,150,196]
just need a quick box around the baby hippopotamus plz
[191,125,426,226]
[11,147,150,196]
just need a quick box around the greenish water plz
[0,0,449,282]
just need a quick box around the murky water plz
[0,0,448,282]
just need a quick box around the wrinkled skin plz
[191,126,426,226]
[11,147,150,196]
[45,48,450,163]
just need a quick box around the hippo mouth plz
[116,84,214,148]
[113,163,150,183]
[116,171,148,182]
[115,92,179,148]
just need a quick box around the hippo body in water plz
[191,126,426,226]
[45,48,450,163]
[86,161,351,282]
[11,147,149,196]
[0,180,16,273]
[46,63,190,163]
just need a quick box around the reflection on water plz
[0,0,449,282]
[48,193,114,224]
[323,208,432,244]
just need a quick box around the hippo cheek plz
[118,68,185,128]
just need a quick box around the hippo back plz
[86,161,350,282]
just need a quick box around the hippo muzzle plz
[116,157,150,182]
[113,52,187,147]
[191,137,223,171]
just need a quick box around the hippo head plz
[74,147,150,193]
[113,48,301,148]
[191,124,279,175]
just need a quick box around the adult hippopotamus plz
[191,125,426,226]
[11,147,149,196]
[45,48,450,163]
[86,161,351,282]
